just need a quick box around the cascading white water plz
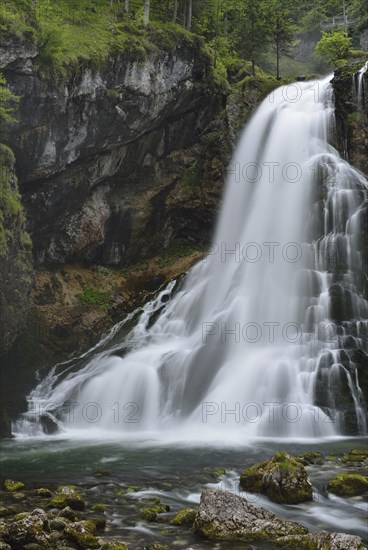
[15,74,368,441]
[355,61,368,110]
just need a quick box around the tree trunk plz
[276,42,280,80]
[172,0,178,23]
[182,0,187,29]
[251,59,255,76]
[186,0,192,30]
[125,0,129,15]
[143,0,150,24]
[164,0,170,21]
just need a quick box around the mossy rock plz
[91,516,106,531]
[114,485,139,497]
[48,485,85,511]
[298,452,324,465]
[12,512,29,521]
[50,517,70,531]
[204,467,226,479]
[170,507,197,526]
[91,503,107,512]
[239,451,313,504]
[140,504,170,522]
[0,542,11,550]
[64,521,99,549]
[57,506,79,522]
[327,474,368,496]
[342,449,368,464]
[0,507,12,518]
[35,488,53,498]
[101,543,128,550]
[3,480,25,492]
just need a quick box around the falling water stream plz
[14,74,368,441]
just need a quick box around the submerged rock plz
[239,451,313,504]
[327,473,368,496]
[193,488,308,542]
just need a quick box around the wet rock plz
[91,503,107,512]
[49,517,70,531]
[298,451,324,465]
[100,542,128,550]
[193,488,308,542]
[57,507,79,522]
[63,520,99,549]
[327,473,368,496]
[3,480,25,492]
[35,488,53,498]
[0,542,11,550]
[91,516,106,531]
[275,530,365,549]
[3,508,50,549]
[342,449,368,464]
[140,504,170,522]
[239,451,313,504]
[170,508,197,526]
[48,486,85,511]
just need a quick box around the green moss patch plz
[327,474,368,497]
[3,480,25,492]
[170,507,197,526]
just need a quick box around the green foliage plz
[0,144,28,255]
[0,73,19,124]
[77,286,111,308]
[315,29,352,67]
[2,0,359,89]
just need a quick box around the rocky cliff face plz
[332,62,368,177]
[2,35,225,268]
[0,144,33,357]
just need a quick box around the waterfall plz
[15,73,368,441]
[354,61,368,110]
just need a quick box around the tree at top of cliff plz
[315,29,352,67]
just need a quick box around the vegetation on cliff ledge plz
[2,0,367,82]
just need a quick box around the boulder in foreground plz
[194,488,366,549]
[193,488,308,542]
